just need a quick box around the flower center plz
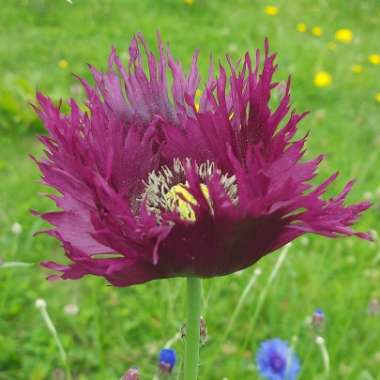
[140,158,237,221]
[165,183,209,221]
[270,354,285,373]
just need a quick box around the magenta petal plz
[40,198,110,254]
[42,244,161,287]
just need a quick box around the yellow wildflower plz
[296,23,307,33]
[58,59,69,69]
[351,64,363,74]
[335,28,353,44]
[313,71,332,88]
[375,93,380,103]
[264,5,278,16]
[311,26,323,37]
[184,0,194,4]
[369,54,380,65]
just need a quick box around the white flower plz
[315,336,325,345]
[64,303,79,316]
[11,222,22,235]
[35,298,47,309]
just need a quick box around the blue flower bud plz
[158,348,176,373]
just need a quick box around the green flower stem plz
[184,277,202,380]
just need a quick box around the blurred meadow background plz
[1,0,380,379]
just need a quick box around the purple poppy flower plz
[256,338,300,380]
[33,34,371,287]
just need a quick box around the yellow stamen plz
[165,183,209,221]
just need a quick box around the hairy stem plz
[183,277,202,380]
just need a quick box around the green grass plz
[1,0,380,379]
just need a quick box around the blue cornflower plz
[256,338,300,380]
[158,348,176,373]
